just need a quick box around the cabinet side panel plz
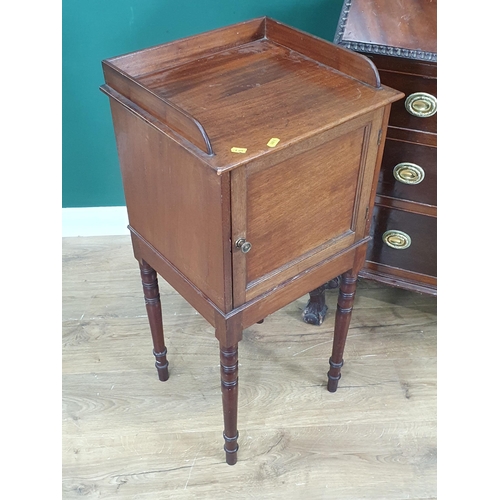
[109,100,227,310]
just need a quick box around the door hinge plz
[377,129,383,145]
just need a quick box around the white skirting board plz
[62,206,129,237]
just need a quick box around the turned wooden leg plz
[302,277,340,326]
[220,343,239,465]
[139,260,169,382]
[327,271,357,392]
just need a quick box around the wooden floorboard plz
[62,235,437,499]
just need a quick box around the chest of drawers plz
[334,0,437,295]
[101,17,402,464]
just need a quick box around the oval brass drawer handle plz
[405,92,437,118]
[382,230,412,250]
[393,162,425,185]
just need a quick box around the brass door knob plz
[405,92,437,118]
[393,162,425,185]
[235,238,252,253]
[382,230,411,250]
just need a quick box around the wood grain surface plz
[340,0,437,54]
[62,236,436,499]
[103,18,401,173]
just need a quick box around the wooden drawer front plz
[366,206,436,278]
[378,137,436,206]
[379,70,437,134]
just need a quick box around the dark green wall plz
[62,0,343,207]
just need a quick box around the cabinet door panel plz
[246,128,363,281]
[231,111,384,306]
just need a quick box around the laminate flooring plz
[62,235,437,499]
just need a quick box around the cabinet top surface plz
[335,0,436,60]
[103,17,402,171]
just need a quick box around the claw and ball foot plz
[302,277,340,326]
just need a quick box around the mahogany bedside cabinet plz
[100,17,403,465]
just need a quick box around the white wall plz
[62,206,129,237]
